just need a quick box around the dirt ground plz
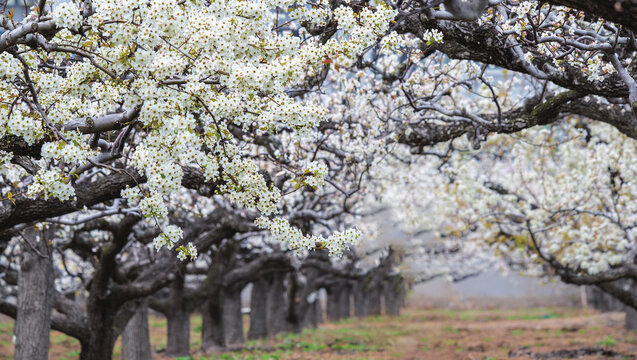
[1,307,636,359]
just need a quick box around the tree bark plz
[326,285,341,321]
[267,274,287,335]
[165,276,191,357]
[201,296,225,353]
[80,305,118,360]
[368,285,382,316]
[626,307,637,330]
[384,278,400,316]
[248,278,268,340]
[353,282,368,318]
[220,286,244,347]
[587,285,624,312]
[303,298,317,328]
[398,278,407,309]
[302,295,321,328]
[122,299,152,360]
[315,296,323,324]
[15,232,53,360]
[337,283,351,319]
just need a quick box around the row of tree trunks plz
[10,239,405,360]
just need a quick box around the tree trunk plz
[220,286,244,347]
[384,278,400,316]
[122,299,152,360]
[368,285,382,316]
[625,281,637,330]
[398,277,407,309]
[248,278,268,340]
[301,289,317,329]
[80,305,118,360]
[201,296,224,353]
[315,297,323,324]
[337,284,351,319]
[267,274,287,335]
[302,295,321,328]
[165,276,191,357]
[285,272,303,333]
[626,307,637,330]
[587,285,625,312]
[353,282,368,317]
[326,285,341,321]
[15,233,53,360]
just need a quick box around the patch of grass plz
[364,315,383,323]
[511,329,523,336]
[51,333,70,345]
[331,343,378,352]
[442,326,460,334]
[296,341,327,352]
[151,319,167,328]
[597,336,617,347]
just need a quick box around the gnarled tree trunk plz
[201,296,224,353]
[315,296,323,324]
[326,285,341,321]
[353,282,368,317]
[337,283,351,319]
[302,294,321,328]
[80,303,119,360]
[122,299,152,360]
[267,274,287,335]
[368,284,382,316]
[220,286,244,347]
[165,276,191,357]
[248,278,268,340]
[15,234,53,360]
[626,307,637,330]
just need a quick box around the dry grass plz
[1,307,636,359]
